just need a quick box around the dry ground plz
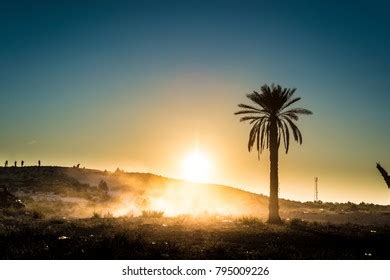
[1,211,389,259]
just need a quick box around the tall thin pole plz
[314,177,318,202]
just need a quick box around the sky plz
[1,0,389,204]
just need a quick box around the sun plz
[181,149,212,183]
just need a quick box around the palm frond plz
[281,97,300,111]
[285,88,297,100]
[283,121,290,153]
[256,120,261,159]
[260,121,268,151]
[237,104,263,112]
[283,117,303,144]
[283,108,313,115]
[235,110,263,115]
[239,116,260,122]
[248,120,261,152]
[246,91,269,112]
[279,112,299,121]
[277,119,290,153]
[254,118,267,155]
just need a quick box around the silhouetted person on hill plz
[21,160,24,167]
[14,161,17,167]
[4,160,8,167]
[376,163,390,189]
[38,160,41,167]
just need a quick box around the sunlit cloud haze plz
[0,0,389,204]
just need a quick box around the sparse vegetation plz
[289,218,308,228]
[92,212,101,219]
[0,214,389,259]
[98,180,109,193]
[141,210,164,218]
[236,216,264,226]
[103,212,113,218]
[31,210,45,219]
[0,166,390,259]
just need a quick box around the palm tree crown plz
[235,84,312,157]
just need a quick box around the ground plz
[1,167,389,259]
[0,211,389,259]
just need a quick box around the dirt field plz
[1,212,389,259]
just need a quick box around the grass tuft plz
[92,212,101,219]
[141,210,164,218]
[236,216,263,226]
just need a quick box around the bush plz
[98,180,109,193]
[236,216,263,226]
[0,208,25,218]
[92,211,101,219]
[289,218,308,228]
[103,212,113,218]
[31,210,45,219]
[141,210,164,218]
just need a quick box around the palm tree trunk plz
[268,118,282,224]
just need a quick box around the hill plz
[1,166,389,225]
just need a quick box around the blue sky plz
[1,0,389,203]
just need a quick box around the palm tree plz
[235,84,312,223]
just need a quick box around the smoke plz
[26,169,265,218]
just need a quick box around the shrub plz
[236,216,263,226]
[31,210,45,219]
[103,212,113,218]
[289,218,308,228]
[141,210,164,218]
[92,211,101,219]
[98,180,109,193]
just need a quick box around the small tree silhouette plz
[38,160,41,167]
[21,160,24,167]
[14,161,17,167]
[4,160,8,167]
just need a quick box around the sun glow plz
[181,149,212,183]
